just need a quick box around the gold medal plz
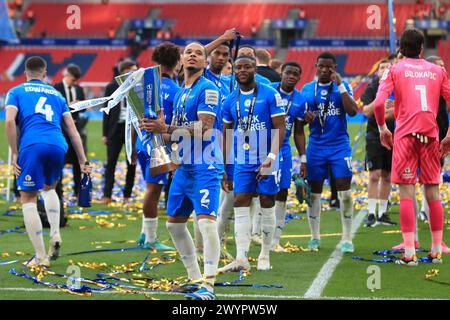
[243,143,250,150]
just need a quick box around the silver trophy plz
[116,66,177,176]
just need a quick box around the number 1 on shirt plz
[35,97,54,121]
[415,85,428,112]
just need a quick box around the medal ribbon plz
[278,85,295,115]
[228,31,241,93]
[313,81,334,132]
[175,76,201,126]
[236,85,258,133]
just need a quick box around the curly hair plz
[152,42,181,69]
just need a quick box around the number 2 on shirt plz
[35,97,54,121]
[415,85,428,112]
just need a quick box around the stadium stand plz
[21,3,416,38]
[285,48,389,89]
[306,3,412,38]
[24,3,154,37]
[0,1,444,104]
[0,46,128,92]
[437,39,450,68]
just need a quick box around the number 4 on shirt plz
[35,97,54,121]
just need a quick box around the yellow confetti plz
[77,262,108,270]
[68,213,92,220]
[425,269,440,279]
[1,252,10,258]
[79,226,95,230]
[382,230,402,234]
[59,288,93,297]
[281,241,320,253]
[91,241,112,245]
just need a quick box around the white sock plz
[192,214,203,251]
[378,199,389,218]
[271,200,286,247]
[420,185,429,217]
[368,198,377,216]
[413,193,420,242]
[250,197,262,236]
[198,219,220,291]
[338,190,353,242]
[217,191,234,242]
[234,207,251,261]
[22,203,46,260]
[166,221,201,280]
[260,206,275,257]
[41,189,60,239]
[307,193,321,240]
[140,215,145,235]
[143,217,158,243]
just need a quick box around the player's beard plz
[211,61,225,74]
[186,66,202,75]
[237,73,255,87]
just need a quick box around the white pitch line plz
[0,287,444,300]
[304,210,366,299]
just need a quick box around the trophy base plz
[149,162,178,176]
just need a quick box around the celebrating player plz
[140,42,223,300]
[270,61,307,251]
[219,55,286,272]
[136,42,180,251]
[205,43,231,98]
[300,52,358,253]
[5,56,91,267]
[237,45,271,85]
[374,29,450,266]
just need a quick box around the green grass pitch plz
[0,120,449,300]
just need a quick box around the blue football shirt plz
[161,75,181,125]
[5,79,69,152]
[172,76,223,170]
[270,82,305,149]
[222,83,285,165]
[204,68,231,100]
[300,80,354,148]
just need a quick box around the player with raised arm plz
[205,43,231,98]
[140,42,223,300]
[300,52,358,253]
[136,42,180,252]
[374,29,450,266]
[5,56,91,267]
[218,55,286,272]
[270,61,307,251]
